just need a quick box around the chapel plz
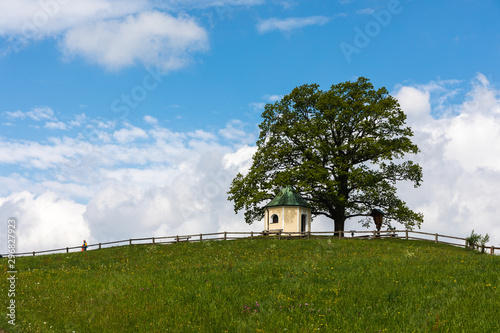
[263,186,312,233]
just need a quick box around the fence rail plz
[2,230,498,257]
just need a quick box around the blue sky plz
[0,0,500,252]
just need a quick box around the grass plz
[1,237,499,332]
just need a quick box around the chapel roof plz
[265,186,309,208]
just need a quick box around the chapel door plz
[301,214,307,233]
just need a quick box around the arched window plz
[271,214,279,224]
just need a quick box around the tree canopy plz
[228,77,423,232]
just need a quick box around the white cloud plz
[45,121,68,130]
[3,110,26,119]
[0,191,89,252]
[0,138,73,169]
[393,73,500,246]
[257,16,330,34]
[0,0,148,40]
[3,106,56,121]
[223,145,257,173]
[78,140,258,243]
[249,94,283,113]
[265,94,283,102]
[0,1,223,71]
[218,119,250,141]
[249,102,266,112]
[188,129,217,141]
[61,11,208,71]
[0,118,260,253]
[143,115,159,125]
[68,113,87,127]
[394,86,432,124]
[0,0,264,40]
[0,0,272,71]
[112,125,148,143]
[29,106,55,120]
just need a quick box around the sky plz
[0,0,499,253]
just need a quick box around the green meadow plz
[1,237,499,332]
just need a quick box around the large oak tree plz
[228,77,423,233]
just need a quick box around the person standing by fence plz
[82,240,87,251]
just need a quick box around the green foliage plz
[465,230,490,253]
[467,230,491,253]
[480,234,491,253]
[1,239,498,332]
[228,77,423,232]
[466,230,481,250]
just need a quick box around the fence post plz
[435,233,438,244]
[490,246,494,255]
[373,230,376,239]
[152,237,155,244]
[251,231,254,239]
[176,235,179,243]
[405,230,408,240]
[338,231,341,240]
[129,239,132,246]
[66,247,69,253]
[33,251,35,257]
[99,243,101,250]
[278,230,281,241]
[200,234,203,242]
[224,231,227,241]
[307,231,310,239]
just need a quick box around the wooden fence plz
[2,230,498,257]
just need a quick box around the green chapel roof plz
[265,186,309,208]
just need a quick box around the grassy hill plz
[1,237,499,332]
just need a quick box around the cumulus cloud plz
[0,1,212,71]
[82,148,242,242]
[0,0,265,71]
[0,119,259,253]
[0,191,89,252]
[0,0,148,41]
[0,138,73,169]
[112,124,148,144]
[61,11,208,71]
[218,119,253,142]
[393,73,500,246]
[394,86,431,123]
[257,16,330,34]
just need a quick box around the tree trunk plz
[333,175,349,237]
[333,211,346,238]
